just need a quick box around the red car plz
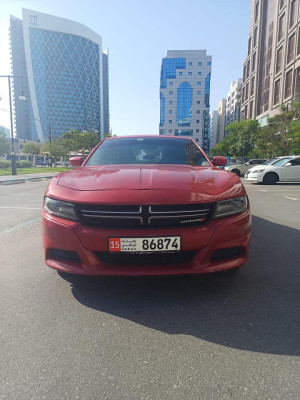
[42,136,251,275]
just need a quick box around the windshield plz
[262,158,279,165]
[85,137,210,166]
[272,157,292,166]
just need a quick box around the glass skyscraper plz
[9,9,109,142]
[159,50,212,152]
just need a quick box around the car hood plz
[56,165,237,191]
[46,165,245,204]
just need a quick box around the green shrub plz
[16,160,31,168]
[0,160,11,169]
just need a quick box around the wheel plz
[231,169,240,177]
[263,172,278,185]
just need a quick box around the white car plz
[244,156,300,184]
[224,159,266,176]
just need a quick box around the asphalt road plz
[0,179,299,400]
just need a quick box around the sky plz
[0,0,251,136]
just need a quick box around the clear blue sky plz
[0,0,251,136]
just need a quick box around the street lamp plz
[0,75,26,175]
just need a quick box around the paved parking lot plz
[0,178,299,400]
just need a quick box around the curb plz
[0,176,54,185]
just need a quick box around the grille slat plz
[76,203,215,229]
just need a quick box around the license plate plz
[108,236,181,253]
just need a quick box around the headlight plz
[213,196,248,219]
[252,168,265,173]
[44,197,78,221]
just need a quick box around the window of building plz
[169,120,172,123]
[253,27,258,47]
[169,82,174,86]
[284,69,293,98]
[169,101,173,105]
[287,33,296,64]
[247,60,250,78]
[276,47,283,73]
[197,91,201,95]
[248,37,252,55]
[196,129,199,133]
[179,72,183,76]
[255,1,259,22]
[169,110,173,114]
[250,100,253,118]
[280,0,286,9]
[246,82,249,99]
[278,13,285,42]
[207,62,211,66]
[251,76,255,96]
[298,27,300,55]
[198,62,202,66]
[197,81,201,85]
[197,101,200,104]
[289,0,297,28]
[188,62,192,66]
[177,82,192,127]
[197,72,201,76]
[243,64,246,80]
[274,79,281,105]
[196,110,200,114]
[196,120,200,123]
[244,104,248,119]
[188,72,192,76]
[169,91,173,95]
[195,138,199,142]
[168,129,172,133]
[252,52,256,70]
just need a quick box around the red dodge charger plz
[42,136,251,275]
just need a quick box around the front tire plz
[263,172,278,185]
[231,169,240,177]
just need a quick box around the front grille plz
[76,203,215,229]
[95,251,196,265]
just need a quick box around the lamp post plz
[0,75,26,175]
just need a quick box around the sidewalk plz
[0,172,58,185]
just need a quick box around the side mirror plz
[285,162,292,167]
[212,156,228,167]
[69,156,84,167]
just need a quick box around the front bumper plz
[244,172,264,182]
[42,207,251,275]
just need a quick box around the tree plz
[226,120,260,159]
[43,138,66,165]
[0,134,10,156]
[22,142,41,166]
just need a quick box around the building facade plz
[210,110,218,149]
[10,9,109,142]
[241,0,300,125]
[225,79,242,127]
[159,50,212,152]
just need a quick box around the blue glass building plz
[10,9,109,142]
[159,50,212,152]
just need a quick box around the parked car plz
[245,155,300,184]
[42,136,251,276]
[35,160,46,166]
[224,159,267,176]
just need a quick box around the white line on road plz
[284,196,298,201]
[1,217,41,234]
[0,206,41,210]
[259,189,268,192]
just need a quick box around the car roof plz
[104,135,194,140]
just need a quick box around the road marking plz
[0,217,41,234]
[0,206,41,210]
[259,189,268,192]
[284,196,298,201]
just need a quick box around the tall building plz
[210,110,218,149]
[9,9,109,142]
[241,0,300,125]
[225,79,242,127]
[159,50,212,152]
